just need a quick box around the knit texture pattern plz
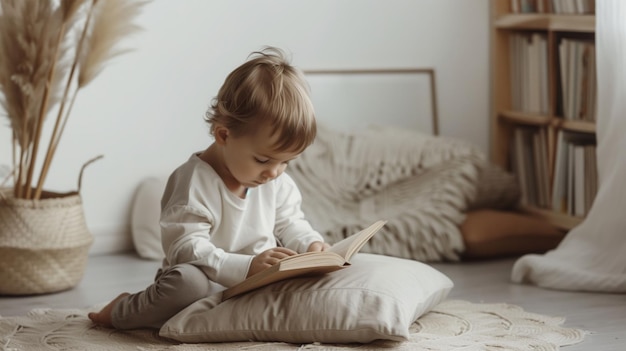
[288,125,519,261]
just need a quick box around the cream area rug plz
[0,300,585,351]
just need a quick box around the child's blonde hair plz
[205,47,316,153]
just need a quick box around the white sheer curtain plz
[511,0,626,292]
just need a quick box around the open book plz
[222,219,387,300]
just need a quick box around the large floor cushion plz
[160,253,454,344]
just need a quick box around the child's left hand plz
[307,241,331,252]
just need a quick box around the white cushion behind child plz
[131,177,167,260]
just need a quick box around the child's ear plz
[214,125,229,145]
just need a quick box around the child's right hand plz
[247,247,297,278]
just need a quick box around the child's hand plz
[307,241,331,252]
[247,247,297,278]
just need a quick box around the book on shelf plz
[559,38,597,122]
[509,0,594,14]
[551,130,597,216]
[509,33,549,115]
[583,144,597,212]
[533,128,551,207]
[566,142,575,214]
[552,130,568,212]
[551,0,595,14]
[511,126,550,208]
[573,143,586,216]
[509,0,547,13]
[222,219,387,301]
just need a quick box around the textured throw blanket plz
[289,125,519,262]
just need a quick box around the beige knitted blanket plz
[289,125,518,262]
[0,300,586,350]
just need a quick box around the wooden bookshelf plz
[490,0,597,230]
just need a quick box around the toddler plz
[89,46,329,329]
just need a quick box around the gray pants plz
[111,263,224,329]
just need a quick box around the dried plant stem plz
[15,109,30,198]
[34,1,97,200]
[16,146,26,198]
[24,23,68,200]
[11,133,18,196]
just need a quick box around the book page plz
[279,251,342,266]
[327,220,386,260]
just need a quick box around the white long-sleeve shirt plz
[159,153,324,288]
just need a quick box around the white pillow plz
[160,253,453,344]
[130,177,167,260]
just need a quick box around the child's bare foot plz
[88,293,130,328]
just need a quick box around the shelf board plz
[558,119,596,133]
[494,14,595,32]
[521,205,584,230]
[499,110,552,126]
[499,112,597,133]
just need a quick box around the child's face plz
[221,124,300,189]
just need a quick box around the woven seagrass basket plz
[0,189,94,295]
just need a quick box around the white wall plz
[0,0,490,255]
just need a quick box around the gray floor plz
[1,253,625,350]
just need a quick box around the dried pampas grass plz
[0,0,147,199]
